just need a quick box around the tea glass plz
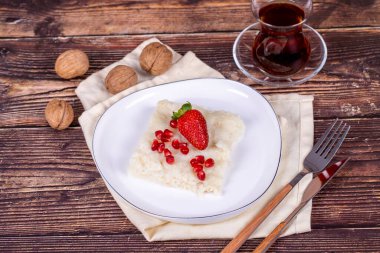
[233,0,327,87]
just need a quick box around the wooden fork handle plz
[252,202,307,253]
[221,169,308,253]
[221,184,292,253]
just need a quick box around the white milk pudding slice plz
[128,100,245,195]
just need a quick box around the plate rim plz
[92,77,282,220]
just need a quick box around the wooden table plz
[0,1,379,252]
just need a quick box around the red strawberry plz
[172,102,208,150]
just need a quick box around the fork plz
[221,119,350,253]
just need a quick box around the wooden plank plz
[0,118,379,236]
[1,29,380,81]
[0,0,379,37]
[0,119,378,175]
[0,29,379,127]
[0,229,379,252]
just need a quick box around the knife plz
[252,158,350,253]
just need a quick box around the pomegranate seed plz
[151,139,159,151]
[193,164,203,173]
[164,148,172,157]
[161,136,171,142]
[195,155,205,164]
[205,158,215,168]
[170,119,178,128]
[172,139,180,149]
[155,130,163,140]
[197,170,206,181]
[190,158,198,167]
[164,129,174,137]
[179,142,188,148]
[166,155,175,164]
[180,146,189,155]
[157,143,165,153]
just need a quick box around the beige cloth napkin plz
[75,38,314,241]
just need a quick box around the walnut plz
[55,49,89,79]
[105,65,138,94]
[139,42,173,75]
[45,99,74,130]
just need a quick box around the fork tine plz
[321,123,346,157]
[325,124,350,160]
[312,118,339,151]
[317,120,343,154]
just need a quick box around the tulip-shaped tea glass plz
[233,0,327,87]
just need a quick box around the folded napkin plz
[76,38,314,241]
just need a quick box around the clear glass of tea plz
[251,0,313,77]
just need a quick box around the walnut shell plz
[139,42,172,76]
[45,99,74,130]
[105,65,138,94]
[55,49,89,79]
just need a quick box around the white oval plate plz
[93,78,281,224]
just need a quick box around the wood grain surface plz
[1,119,379,237]
[0,0,379,38]
[0,0,379,252]
[1,229,380,252]
[0,30,379,128]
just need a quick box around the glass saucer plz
[233,22,327,87]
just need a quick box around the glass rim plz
[258,17,308,29]
[251,0,313,30]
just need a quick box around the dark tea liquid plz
[260,2,304,26]
[252,3,311,76]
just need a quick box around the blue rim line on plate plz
[91,78,282,220]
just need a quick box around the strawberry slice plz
[172,102,209,150]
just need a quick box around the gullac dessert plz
[128,100,245,194]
